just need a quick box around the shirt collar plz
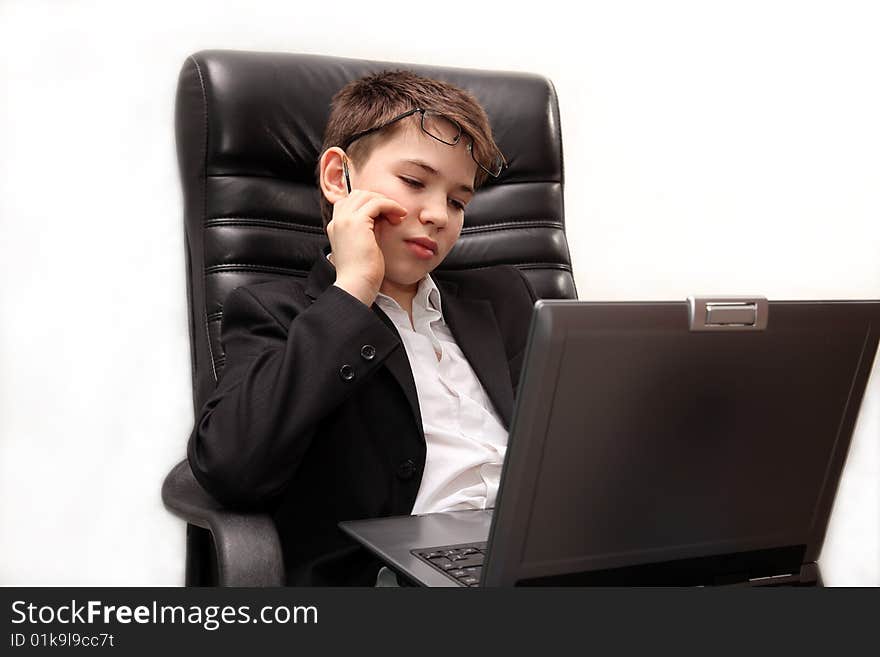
[326,251,443,316]
[376,275,443,320]
[413,273,443,316]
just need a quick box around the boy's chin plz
[385,264,431,286]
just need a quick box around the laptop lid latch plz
[687,296,769,331]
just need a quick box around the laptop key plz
[411,543,489,585]
[445,555,483,569]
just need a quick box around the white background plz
[1,0,877,585]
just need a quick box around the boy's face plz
[345,121,477,288]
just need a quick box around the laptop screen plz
[488,300,879,585]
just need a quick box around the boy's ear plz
[319,147,348,205]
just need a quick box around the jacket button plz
[396,459,415,480]
[360,344,376,360]
[339,364,355,381]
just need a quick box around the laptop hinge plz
[748,573,794,584]
[748,562,821,587]
[708,571,797,587]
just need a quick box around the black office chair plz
[162,49,576,586]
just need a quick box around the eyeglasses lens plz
[421,110,505,178]
[421,111,461,145]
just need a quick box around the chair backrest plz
[176,49,576,414]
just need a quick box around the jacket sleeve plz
[187,283,401,509]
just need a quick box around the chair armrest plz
[162,459,285,586]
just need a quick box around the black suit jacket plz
[187,248,538,585]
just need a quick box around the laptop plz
[339,296,880,586]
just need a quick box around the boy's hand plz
[327,189,408,307]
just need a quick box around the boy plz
[187,70,537,586]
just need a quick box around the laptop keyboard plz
[411,542,488,587]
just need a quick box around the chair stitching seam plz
[205,218,325,233]
[461,220,563,232]
[441,261,572,271]
[204,264,310,275]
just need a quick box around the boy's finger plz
[383,207,407,224]
[363,198,408,222]
[362,191,407,213]
[347,191,402,217]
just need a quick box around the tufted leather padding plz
[176,49,576,415]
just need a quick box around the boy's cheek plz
[373,220,395,253]
[373,219,386,247]
[374,216,396,238]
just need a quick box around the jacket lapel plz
[303,250,514,436]
[370,308,424,434]
[438,281,514,428]
[304,250,424,440]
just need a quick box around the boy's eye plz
[400,176,466,212]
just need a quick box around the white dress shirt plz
[325,253,510,586]
[375,274,509,515]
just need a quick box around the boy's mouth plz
[404,237,438,259]
[404,236,438,254]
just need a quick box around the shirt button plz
[396,459,416,480]
[360,344,376,360]
[339,364,355,381]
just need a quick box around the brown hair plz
[316,70,502,231]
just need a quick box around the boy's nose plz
[418,198,448,228]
